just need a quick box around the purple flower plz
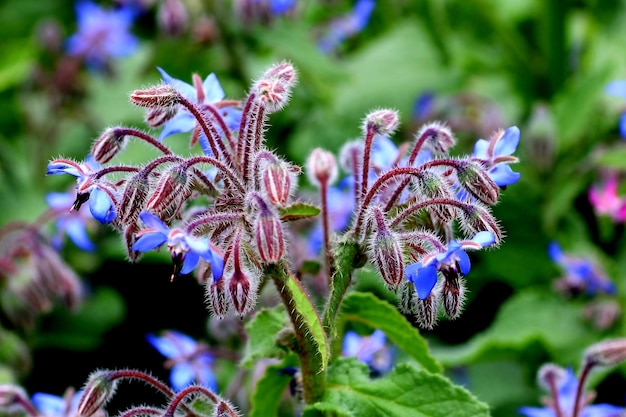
[472,126,521,187]
[318,0,376,54]
[132,212,224,280]
[519,368,624,417]
[46,157,117,224]
[405,231,496,299]
[606,80,626,139]
[548,242,615,296]
[342,329,393,376]
[46,191,96,252]
[156,67,242,147]
[147,330,217,392]
[66,1,138,69]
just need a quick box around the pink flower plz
[588,175,626,222]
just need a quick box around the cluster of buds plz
[307,108,520,329]
[46,61,303,319]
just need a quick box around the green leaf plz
[593,145,626,170]
[285,273,330,369]
[432,290,597,367]
[279,201,321,222]
[242,305,291,367]
[250,354,299,417]
[302,358,489,417]
[340,292,441,374]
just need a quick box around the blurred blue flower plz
[46,191,96,252]
[32,390,83,417]
[252,0,296,14]
[156,67,242,150]
[46,157,117,224]
[318,0,376,54]
[518,368,624,417]
[147,330,218,392]
[133,212,224,280]
[342,329,393,377]
[606,80,626,139]
[472,126,521,187]
[66,1,138,69]
[405,231,496,299]
[548,242,615,296]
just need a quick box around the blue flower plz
[472,126,521,187]
[251,0,296,14]
[405,231,496,299]
[519,368,624,417]
[318,0,376,54]
[606,80,626,139]
[132,212,224,280]
[156,67,242,148]
[32,390,82,417]
[46,191,96,252]
[66,1,138,69]
[342,329,393,376]
[147,330,218,392]
[46,157,117,224]
[548,242,615,296]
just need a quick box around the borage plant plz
[33,61,519,416]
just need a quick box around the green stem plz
[267,262,326,404]
[322,239,363,339]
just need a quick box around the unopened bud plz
[77,370,119,417]
[584,338,626,367]
[206,276,230,318]
[157,0,188,37]
[228,266,253,317]
[413,172,456,222]
[146,165,189,215]
[254,78,290,113]
[536,363,567,392]
[306,148,338,187]
[260,159,294,206]
[338,140,363,174]
[367,208,404,288]
[397,281,417,315]
[254,199,285,263]
[145,106,178,128]
[91,128,128,164]
[460,203,503,245]
[415,291,438,330]
[456,161,500,205]
[414,121,455,154]
[119,174,150,225]
[130,84,179,109]
[441,273,465,319]
[0,384,29,413]
[364,109,399,137]
[264,60,297,87]
[213,400,242,417]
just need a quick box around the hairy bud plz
[214,400,242,417]
[254,198,285,263]
[119,174,150,225]
[0,384,30,414]
[264,60,297,86]
[145,106,178,128]
[413,171,456,222]
[583,338,626,368]
[338,140,363,175]
[225,232,259,316]
[364,109,399,137]
[254,78,290,113]
[91,128,128,164]
[206,276,230,318]
[157,0,188,36]
[367,208,404,288]
[536,363,567,392]
[460,203,503,244]
[397,281,417,315]
[77,370,119,417]
[306,148,338,188]
[441,272,465,319]
[260,158,294,206]
[130,84,179,109]
[414,121,455,154]
[456,161,500,205]
[415,291,438,330]
[146,165,189,216]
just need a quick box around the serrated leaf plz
[242,305,290,367]
[302,358,489,417]
[285,273,330,369]
[279,201,321,222]
[432,290,597,367]
[340,292,441,374]
[250,354,299,417]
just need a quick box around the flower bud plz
[145,106,179,128]
[367,208,404,288]
[225,232,259,316]
[264,61,297,86]
[583,338,626,368]
[364,109,399,137]
[77,370,119,417]
[130,84,179,109]
[441,272,465,320]
[157,0,188,37]
[254,199,285,263]
[415,291,438,330]
[460,203,503,245]
[213,400,242,417]
[456,161,500,205]
[397,281,417,315]
[260,158,294,206]
[338,140,363,175]
[254,78,290,113]
[146,165,189,216]
[206,276,230,318]
[414,121,455,154]
[119,174,150,225]
[536,363,567,392]
[412,171,456,222]
[0,384,30,414]
[91,128,128,164]
[306,148,338,188]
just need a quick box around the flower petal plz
[89,188,116,224]
[202,73,225,103]
[139,212,170,234]
[170,362,194,391]
[456,249,471,275]
[489,164,520,186]
[415,263,438,299]
[606,80,626,98]
[132,231,168,252]
[157,66,195,100]
[494,126,520,156]
[181,252,200,275]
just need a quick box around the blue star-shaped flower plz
[66,1,138,69]
[472,126,521,186]
[405,231,495,299]
[146,330,217,392]
[318,0,376,54]
[46,191,96,252]
[132,212,224,280]
[32,390,82,417]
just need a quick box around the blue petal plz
[196,361,218,391]
[583,404,626,417]
[489,164,520,186]
[32,393,65,416]
[139,212,170,234]
[211,251,225,282]
[132,232,168,252]
[157,67,195,100]
[472,138,490,159]
[494,126,520,156]
[404,262,422,283]
[146,330,196,358]
[471,231,495,248]
[89,188,116,224]
[46,162,83,177]
[65,217,96,252]
[158,112,196,140]
[202,73,225,102]
[181,252,200,275]
[342,331,360,356]
[170,362,194,391]
[606,80,626,98]
[619,112,626,139]
[46,191,74,209]
[415,263,438,299]
[547,241,563,263]
[517,406,553,417]
[456,250,471,275]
